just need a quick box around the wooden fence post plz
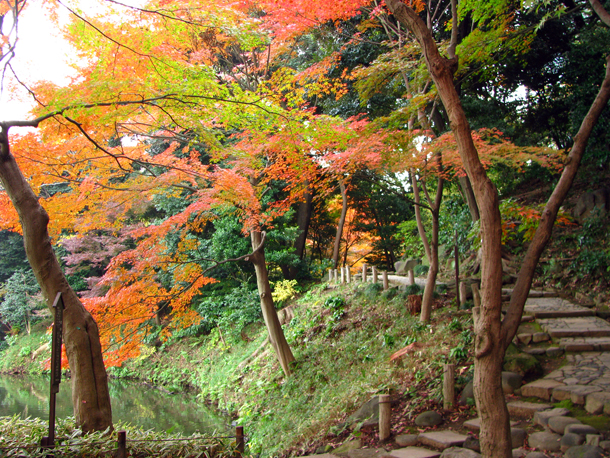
[382,271,388,290]
[117,431,127,458]
[328,268,333,283]
[341,267,345,283]
[333,269,338,283]
[372,266,378,284]
[378,394,391,441]
[236,426,245,455]
[346,267,351,283]
[362,263,367,283]
[443,364,456,411]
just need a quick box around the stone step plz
[559,337,610,352]
[386,447,440,458]
[524,297,595,318]
[507,400,553,418]
[537,317,610,338]
[417,431,468,450]
[463,417,518,431]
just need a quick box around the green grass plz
[0,282,472,457]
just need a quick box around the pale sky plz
[0,0,145,123]
[0,2,74,122]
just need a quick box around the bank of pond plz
[0,374,231,436]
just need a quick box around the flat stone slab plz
[524,297,595,318]
[521,379,565,400]
[537,317,610,338]
[507,401,552,418]
[463,417,518,431]
[387,447,441,458]
[559,337,610,352]
[503,288,557,298]
[418,431,467,450]
[552,384,603,404]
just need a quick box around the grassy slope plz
[0,281,474,457]
[109,282,473,457]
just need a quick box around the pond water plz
[0,375,230,436]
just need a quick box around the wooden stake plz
[117,431,127,458]
[236,426,245,455]
[382,271,389,290]
[372,266,378,284]
[362,263,367,283]
[443,364,456,411]
[379,394,391,441]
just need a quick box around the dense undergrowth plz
[0,281,473,457]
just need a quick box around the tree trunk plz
[288,185,313,279]
[250,231,295,376]
[0,134,113,433]
[332,180,348,268]
[384,2,510,455]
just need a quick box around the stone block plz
[565,424,599,436]
[561,433,585,452]
[533,407,571,428]
[547,416,581,434]
[585,391,610,415]
[418,431,467,451]
[532,332,549,343]
[438,448,481,458]
[395,435,419,447]
[511,428,526,448]
[564,445,604,458]
[386,447,440,458]
[521,379,564,400]
[528,431,561,452]
[507,401,553,419]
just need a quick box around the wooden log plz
[443,364,456,411]
[378,394,391,441]
[382,271,388,290]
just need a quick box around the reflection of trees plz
[0,376,229,436]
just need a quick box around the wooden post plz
[362,263,367,283]
[346,267,351,283]
[471,282,481,308]
[372,266,378,284]
[117,431,127,458]
[379,394,391,441]
[328,268,333,283]
[443,364,456,411]
[333,269,338,282]
[382,271,389,290]
[408,269,415,285]
[459,282,468,304]
[340,267,345,283]
[454,231,460,310]
[236,426,245,455]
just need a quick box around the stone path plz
[301,291,610,458]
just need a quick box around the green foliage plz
[194,283,261,340]
[403,284,423,296]
[271,279,300,306]
[363,282,384,299]
[0,270,44,333]
[0,231,29,284]
[413,264,429,276]
[572,211,610,279]
[396,220,425,259]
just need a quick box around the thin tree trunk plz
[288,185,313,279]
[0,130,113,432]
[384,2,509,455]
[332,180,348,268]
[250,231,295,376]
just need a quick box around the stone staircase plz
[300,291,610,458]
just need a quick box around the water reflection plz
[0,375,229,436]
